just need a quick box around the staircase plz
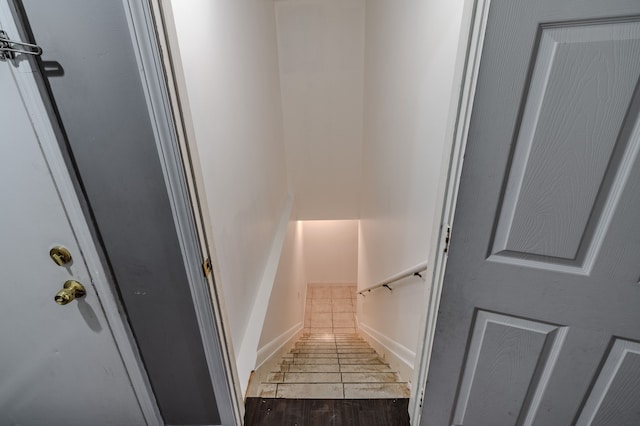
[255,332,410,399]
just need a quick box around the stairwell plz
[257,333,410,399]
[252,284,410,399]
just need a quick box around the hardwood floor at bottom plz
[244,398,410,426]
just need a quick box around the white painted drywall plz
[275,0,365,220]
[258,220,307,351]
[169,1,288,362]
[235,197,293,395]
[304,220,358,284]
[357,0,466,368]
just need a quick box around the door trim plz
[1,1,163,423]
[121,1,242,424]
[409,0,492,423]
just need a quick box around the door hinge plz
[419,387,425,408]
[202,257,212,277]
[444,225,452,254]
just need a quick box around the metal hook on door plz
[0,30,43,60]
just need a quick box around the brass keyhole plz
[50,246,72,266]
[54,280,86,305]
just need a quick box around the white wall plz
[304,220,358,284]
[169,1,289,359]
[258,220,307,353]
[275,0,365,220]
[357,0,465,370]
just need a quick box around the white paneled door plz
[0,5,155,425]
[422,0,640,425]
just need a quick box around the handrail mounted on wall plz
[358,261,428,296]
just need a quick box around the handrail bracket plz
[357,261,428,297]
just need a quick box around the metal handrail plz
[358,261,428,296]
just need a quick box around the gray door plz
[0,5,150,424]
[422,0,640,425]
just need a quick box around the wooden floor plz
[244,398,410,425]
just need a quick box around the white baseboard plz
[358,322,415,384]
[246,323,303,398]
[255,322,302,370]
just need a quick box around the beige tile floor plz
[255,284,410,399]
[304,284,357,334]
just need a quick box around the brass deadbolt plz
[50,246,72,266]
[55,280,86,305]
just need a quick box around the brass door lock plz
[50,246,72,266]
[55,280,86,305]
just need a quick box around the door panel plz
[491,20,640,273]
[422,0,640,425]
[452,311,568,426]
[0,23,146,426]
[577,339,640,425]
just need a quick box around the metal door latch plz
[0,29,42,60]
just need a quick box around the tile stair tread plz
[263,375,402,384]
[275,362,393,371]
[275,383,344,399]
[344,383,411,399]
[289,353,340,358]
[265,381,411,389]
[292,350,371,354]
[337,354,381,359]
[255,287,408,399]
[339,364,394,372]
[340,372,400,383]
[292,358,340,364]
[291,349,340,353]
[272,364,394,372]
[284,364,341,373]
[298,342,364,345]
[254,308,410,399]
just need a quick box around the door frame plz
[409,0,491,423]
[1,1,162,423]
[134,0,493,423]
[122,0,243,424]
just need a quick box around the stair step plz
[292,348,374,354]
[344,382,411,399]
[337,357,384,364]
[341,372,399,383]
[339,364,394,373]
[266,372,401,384]
[283,364,341,373]
[289,353,339,358]
[259,382,411,399]
[251,285,409,400]
[279,364,394,373]
[291,358,340,365]
[275,383,344,399]
[265,372,343,383]
[337,348,375,353]
[337,353,380,359]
